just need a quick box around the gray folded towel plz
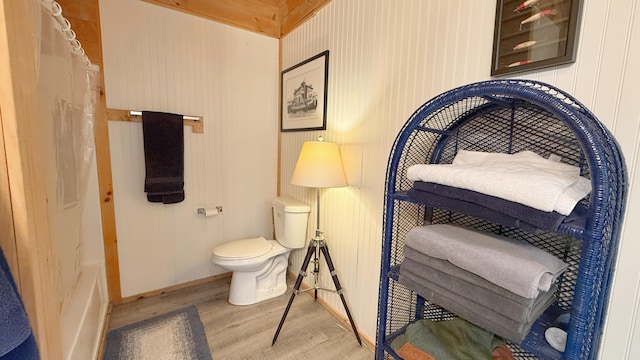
[404,245,537,307]
[398,270,554,343]
[406,224,567,298]
[400,264,554,330]
[401,252,556,323]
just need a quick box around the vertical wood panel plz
[280,0,640,349]
[100,0,278,297]
[0,112,18,281]
[0,1,63,357]
[57,0,102,65]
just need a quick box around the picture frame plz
[491,0,582,76]
[281,50,329,132]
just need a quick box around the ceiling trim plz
[279,0,332,36]
[141,0,280,38]
[141,0,334,38]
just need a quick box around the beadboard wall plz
[100,0,279,297]
[280,0,640,356]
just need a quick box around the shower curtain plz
[36,0,98,310]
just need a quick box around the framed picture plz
[281,51,329,132]
[491,0,582,76]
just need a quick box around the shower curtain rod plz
[41,0,92,66]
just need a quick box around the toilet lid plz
[213,237,272,259]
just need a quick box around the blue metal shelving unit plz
[375,80,627,360]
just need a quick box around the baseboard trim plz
[119,272,232,304]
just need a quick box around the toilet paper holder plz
[197,206,223,216]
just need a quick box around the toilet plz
[212,197,310,305]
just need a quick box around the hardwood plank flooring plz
[106,275,374,359]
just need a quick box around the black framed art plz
[281,50,329,132]
[491,0,582,76]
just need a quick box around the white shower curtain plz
[36,0,98,309]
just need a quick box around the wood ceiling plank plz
[257,0,282,7]
[280,0,332,36]
[142,0,280,38]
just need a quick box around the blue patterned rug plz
[103,306,212,360]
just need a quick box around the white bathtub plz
[60,263,108,360]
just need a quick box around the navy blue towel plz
[408,181,588,233]
[142,111,185,204]
[0,248,39,359]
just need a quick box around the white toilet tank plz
[272,197,310,249]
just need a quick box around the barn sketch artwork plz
[280,51,328,131]
[287,81,318,116]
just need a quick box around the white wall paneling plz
[98,0,640,355]
[281,0,497,344]
[280,0,640,354]
[100,0,279,297]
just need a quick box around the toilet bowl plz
[212,197,310,305]
[212,237,290,305]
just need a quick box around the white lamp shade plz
[290,141,348,188]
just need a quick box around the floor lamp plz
[272,138,362,346]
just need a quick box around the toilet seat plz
[213,237,273,260]
[212,238,289,274]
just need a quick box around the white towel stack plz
[406,150,591,215]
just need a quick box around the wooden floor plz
[106,275,374,359]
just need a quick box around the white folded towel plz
[406,150,591,215]
[555,176,591,215]
[405,224,567,299]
